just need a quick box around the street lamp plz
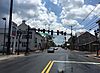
[2,18,6,55]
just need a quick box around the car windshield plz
[0,0,100,73]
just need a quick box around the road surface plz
[0,48,100,73]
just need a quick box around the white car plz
[47,48,54,53]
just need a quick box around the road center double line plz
[41,61,54,73]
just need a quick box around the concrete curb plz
[0,54,25,61]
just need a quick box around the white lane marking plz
[53,60,100,65]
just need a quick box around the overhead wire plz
[79,5,98,25]
[85,17,98,29]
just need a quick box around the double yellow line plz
[41,61,54,73]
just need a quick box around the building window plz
[35,45,37,47]
[22,34,32,39]
[6,42,8,47]
[16,42,17,47]
[22,42,27,47]
[16,35,18,39]
[22,35,27,39]
[35,38,37,43]
[11,42,14,47]
[29,34,32,39]
[41,39,42,42]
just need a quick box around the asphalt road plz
[0,48,100,73]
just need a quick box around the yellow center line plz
[41,61,52,73]
[46,61,54,73]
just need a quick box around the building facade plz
[68,32,99,51]
[0,20,46,53]
[16,20,46,51]
[0,21,18,53]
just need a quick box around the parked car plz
[47,48,54,53]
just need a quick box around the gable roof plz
[78,31,95,38]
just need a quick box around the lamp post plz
[2,18,6,55]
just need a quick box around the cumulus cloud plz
[60,4,96,20]
[1,0,100,45]
[61,19,79,26]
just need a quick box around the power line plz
[85,14,100,29]
[89,25,98,30]
[86,17,100,30]
[85,17,98,29]
[79,5,98,25]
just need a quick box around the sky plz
[0,0,100,45]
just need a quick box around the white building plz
[0,21,17,53]
[0,20,46,53]
[16,20,36,51]
[16,20,46,51]
[34,32,45,50]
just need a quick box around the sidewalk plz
[73,50,100,60]
[85,53,100,60]
[0,54,25,61]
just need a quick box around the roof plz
[35,32,44,38]
[78,31,95,38]
[96,19,100,24]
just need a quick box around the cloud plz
[0,0,10,17]
[1,0,100,45]
[59,0,84,8]
[61,19,80,26]
[60,4,95,20]
[50,0,58,5]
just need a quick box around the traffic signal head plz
[48,30,50,33]
[51,30,53,35]
[60,31,63,35]
[38,28,41,32]
[64,32,66,36]
[94,30,98,36]
[34,28,36,32]
[57,30,59,35]
[43,29,45,33]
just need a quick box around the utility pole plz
[7,0,13,55]
[71,26,73,50]
[25,25,30,55]
[96,20,100,56]
[96,20,100,41]
[17,30,22,55]
[94,30,99,56]
[2,18,6,55]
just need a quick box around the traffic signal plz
[60,31,63,35]
[94,30,98,38]
[51,30,53,35]
[48,30,50,33]
[38,28,40,32]
[43,29,45,33]
[64,32,66,36]
[57,30,59,35]
[34,28,36,32]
